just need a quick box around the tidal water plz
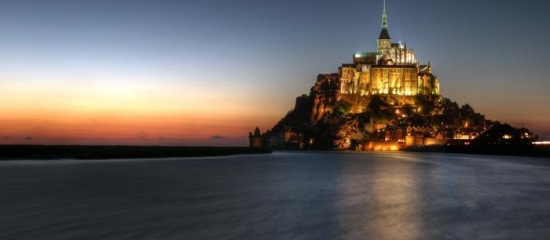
[1,151,549,240]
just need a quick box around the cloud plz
[210,135,226,140]
[23,137,34,141]
[136,132,148,139]
[157,136,185,143]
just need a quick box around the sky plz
[0,0,549,145]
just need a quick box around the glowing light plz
[455,134,471,140]
[368,142,401,151]
[533,141,550,145]
[503,134,512,139]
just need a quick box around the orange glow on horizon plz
[0,113,277,145]
[0,80,281,145]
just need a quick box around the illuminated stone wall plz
[369,66,418,95]
[340,66,420,95]
[340,29,440,100]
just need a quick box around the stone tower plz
[249,127,263,148]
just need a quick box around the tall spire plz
[381,0,388,29]
[378,0,391,40]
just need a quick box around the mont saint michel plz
[250,0,538,152]
[1,1,550,239]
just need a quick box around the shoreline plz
[405,144,550,158]
[2,144,548,160]
[0,145,272,160]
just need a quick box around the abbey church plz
[335,0,439,113]
[308,0,441,123]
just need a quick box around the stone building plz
[248,127,262,148]
[268,126,304,149]
[337,0,439,112]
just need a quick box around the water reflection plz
[335,154,424,239]
[370,159,423,239]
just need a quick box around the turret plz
[249,127,263,148]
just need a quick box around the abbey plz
[249,0,535,150]
[336,0,439,112]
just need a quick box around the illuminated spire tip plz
[381,0,388,29]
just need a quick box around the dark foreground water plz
[1,152,549,240]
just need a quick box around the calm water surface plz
[1,151,549,240]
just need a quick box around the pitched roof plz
[379,28,391,40]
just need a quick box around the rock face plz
[257,59,511,150]
[310,74,339,124]
[255,71,536,150]
[333,118,363,150]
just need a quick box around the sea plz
[1,151,549,240]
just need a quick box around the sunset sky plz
[0,0,549,145]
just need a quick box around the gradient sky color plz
[0,0,549,145]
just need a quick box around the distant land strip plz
[405,144,550,158]
[0,145,272,160]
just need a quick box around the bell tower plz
[377,0,391,56]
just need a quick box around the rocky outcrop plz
[333,118,364,150]
[310,74,339,123]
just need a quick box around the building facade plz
[338,0,439,112]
